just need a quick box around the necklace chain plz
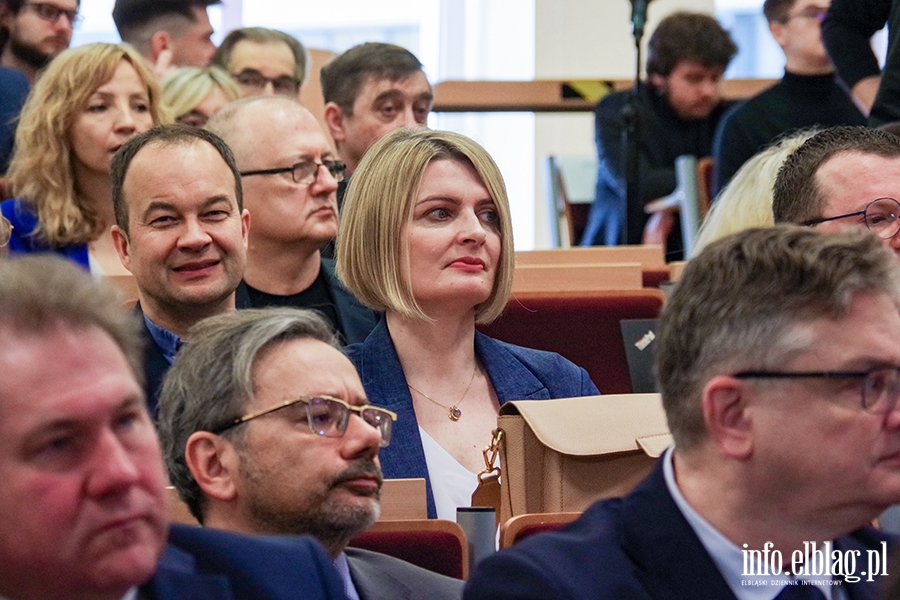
[407,365,477,421]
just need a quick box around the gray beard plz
[240,456,382,557]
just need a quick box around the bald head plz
[206,95,318,162]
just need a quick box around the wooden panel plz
[378,478,428,520]
[432,79,777,113]
[512,262,643,294]
[299,48,338,154]
[516,246,665,268]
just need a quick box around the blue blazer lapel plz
[347,320,437,516]
[133,303,170,419]
[474,332,551,404]
[620,463,738,599]
[142,546,232,599]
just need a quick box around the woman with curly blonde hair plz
[1,42,168,273]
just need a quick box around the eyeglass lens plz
[862,368,900,413]
[0,217,12,248]
[864,198,900,239]
[292,161,345,184]
[29,2,80,25]
[233,70,300,95]
[305,397,393,447]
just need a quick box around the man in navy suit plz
[465,226,900,599]
[0,255,346,600]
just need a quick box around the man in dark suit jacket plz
[158,308,463,600]
[0,255,346,600]
[465,226,900,599]
[207,96,379,346]
[109,126,250,416]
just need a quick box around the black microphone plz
[630,0,651,41]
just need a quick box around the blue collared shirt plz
[334,552,360,600]
[142,316,182,365]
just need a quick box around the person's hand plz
[852,75,881,116]
[151,49,175,80]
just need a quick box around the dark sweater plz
[822,0,900,126]
[581,84,732,259]
[711,71,864,194]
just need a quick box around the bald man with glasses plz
[158,307,464,600]
[206,95,378,346]
[773,125,900,259]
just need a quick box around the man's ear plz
[323,101,347,145]
[240,208,250,249]
[648,73,667,91]
[149,30,172,64]
[110,225,133,273]
[701,375,754,460]
[769,20,788,49]
[184,431,240,502]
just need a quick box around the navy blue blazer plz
[235,258,379,346]
[145,524,347,599]
[464,460,891,600]
[345,319,600,518]
[1,198,90,267]
[134,302,170,419]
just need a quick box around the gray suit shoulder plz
[345,547,464,600]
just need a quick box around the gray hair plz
[0,255,144,385]
[158,307,338,522]
[657,226,900,450]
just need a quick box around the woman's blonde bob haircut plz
[161,66,241,122]
[336,127,515,324]
[7,43,168,247]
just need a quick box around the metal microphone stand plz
[621,11,645,245]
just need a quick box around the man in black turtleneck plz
[711,0,864,195]
[581,12,737,258]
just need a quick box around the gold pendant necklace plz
[407,365,477,421]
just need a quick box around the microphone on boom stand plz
[622,0,653,245]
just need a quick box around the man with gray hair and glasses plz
[466,226,900,599]
[158,307,464,600]
[773,125,900,258]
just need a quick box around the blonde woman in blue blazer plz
[338,128,599,519]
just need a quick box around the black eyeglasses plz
[24,2,81,26]
[0,215,12,248]
[211,395,397,447]
[240,160,345,185]
[232,69,301,96]
[801,197,900,239]
[734,367,900,414]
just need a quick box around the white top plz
[663,447,846,600]
[419,426,478,521]
[88,250,105,277]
